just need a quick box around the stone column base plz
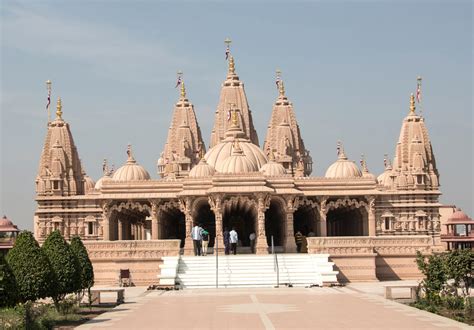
[284,239,297,253]
[256,236,268,254]
[183,237,194,255]
[213,236,225,255]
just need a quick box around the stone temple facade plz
[34,54,444,284]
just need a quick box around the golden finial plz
[409,93,416,115]
[276,69,285,96]
[56,97,63,119]
[181,81,186,99]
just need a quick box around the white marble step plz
[176,254,338,288]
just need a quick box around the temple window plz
[88,222,94,235]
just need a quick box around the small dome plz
[0,215,19,232]
[112,145,151,182]
[447,209,473,224]
[84,175,96,194]
[189,158,216,178]
[205,138,267,172]
[220,142,259,174]
[94,175,112,190]
[260,161,287,176]
[377,160,394,187]
[325,144,361,179]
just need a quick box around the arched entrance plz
[265,199,285,247]
[193,199,216,247]
[294,205,317,236]
[222,197,257,250]
[327,207,367,236]
[160,205,186,248]
[108,201,151,241]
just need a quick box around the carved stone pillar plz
[102,202,111,241]
[180,198,194,255]
[118,218,123,240]
[284,197,298,253]
[318,197,328,237]
[151,201,160,240]
[368,196,376,236]
[256,195,270,254]
[209,195,224,254]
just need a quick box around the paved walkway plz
[78,283,471,329]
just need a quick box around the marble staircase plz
[175,254,338,288]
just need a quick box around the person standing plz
[223,227,230,255]
[294,230,303,253]
[201,227,209,256]
[249,232,256,254]
[191,223,203,256]
[229,227,238,255]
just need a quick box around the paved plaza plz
[77,282,471,330]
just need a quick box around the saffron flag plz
[175,76,182,88]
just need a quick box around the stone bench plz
[384,285,418,301]
[90,288,125,305]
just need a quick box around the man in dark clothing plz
[295,230,303,253]
[223,227,230,255]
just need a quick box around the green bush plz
[6,231,54,302]
[416,251,447,304]
[0,254,18,307]
[70,236,94,291]
[42,231,81,310]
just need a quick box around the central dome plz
[219,141,259,174]
[325,142,362,179]
[205,137,267,172]
[112,145,151,182]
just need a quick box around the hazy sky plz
[1,0,472,231]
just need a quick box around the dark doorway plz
[294,205,317,236]
[327,207,366,236]
[222,202,256,247]
[161,208,186,248]
[265,200,285,246]
[194,201,216,247]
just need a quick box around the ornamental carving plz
[324,197,368,214]
[110,200,151,214]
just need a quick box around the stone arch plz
[294,197,319,236]
[192,197,216,247]
[160,200,186,248]
[265,196,286,247]
[109,200,151,241]
[325,197,369,236]
[222,196,258,250]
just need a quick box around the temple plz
[34,47,456,285]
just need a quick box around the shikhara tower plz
[33,45,447,285]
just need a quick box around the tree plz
[416,251,447,304]
[42,230,81,309]
[444,249,473,308]
[6,231,54,302]
[0,254,18,307]
[70,236,94,291]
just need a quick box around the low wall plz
[307,236,435,282]
[83,240,181,286]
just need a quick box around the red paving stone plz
[78,287,470,330]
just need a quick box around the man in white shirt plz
[191,223,203,256]
[229,227,238,255]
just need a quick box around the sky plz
[1,0,472,231]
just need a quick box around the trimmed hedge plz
[70,236,94,291]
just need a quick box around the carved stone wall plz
[307,236,435,282]
[83,240,180,286]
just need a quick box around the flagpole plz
[46,80,52,124]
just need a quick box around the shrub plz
[6,231,54,302]
[42,231,81,310]
[70,236,94,291]
[416,251,447,304]
[0,254,18,307]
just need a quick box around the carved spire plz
[210,41,259,147]
[391,88,439,190]
[36,96,84,196]
[263,73,312,176]
[158,76,206,178]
